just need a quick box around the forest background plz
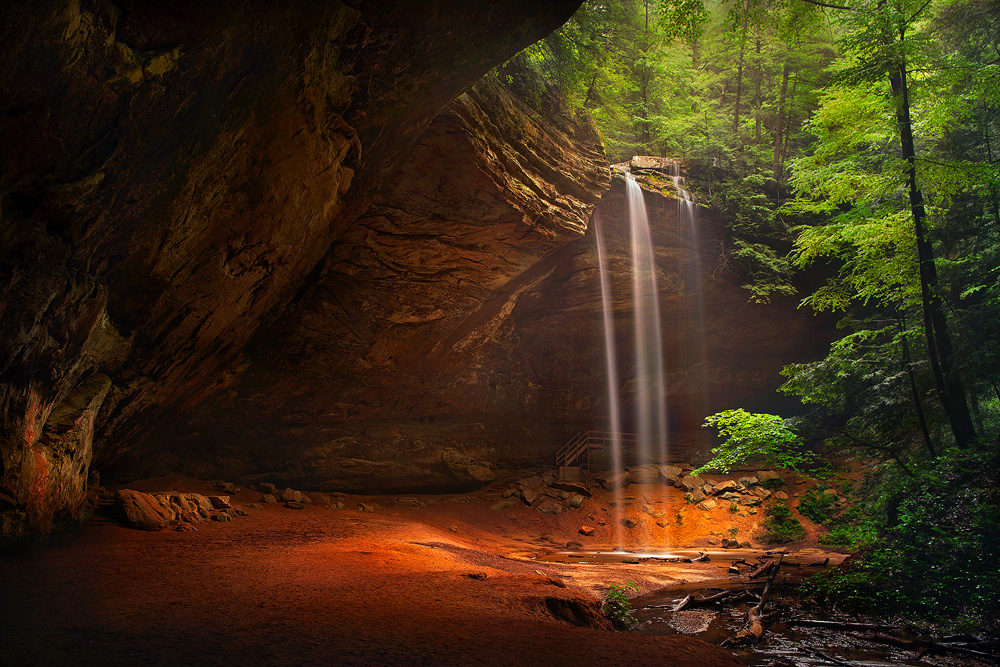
[500,0,1000,628]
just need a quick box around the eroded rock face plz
[159,88,830,493]
[161,73,611,492]
[0,0,581,542]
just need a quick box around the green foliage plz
[760,500,805,544]
[806,448,1000,625]
[728,526,739,538]
[695,409,815,474]
[602,580,639,629]
[761,476,785,490]
[798,485,838,526]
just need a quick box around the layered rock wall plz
[0,0,581,542]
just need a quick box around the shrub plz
[602,580,639,629]
[798,486,838,525]
[760,500,806,543]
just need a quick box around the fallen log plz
[747,560,775,579]
[809,649,853,666]
[788,619,899,631]
[691,552,710,563]
[723,554,783,646]
[853,633,1000,662]
[671,595,692,612]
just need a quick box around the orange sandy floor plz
[0,476,845,667]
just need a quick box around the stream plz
[537,549,991,667]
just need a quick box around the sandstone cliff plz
[0,0,580,542]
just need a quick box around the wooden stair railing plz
[556,431,639,481]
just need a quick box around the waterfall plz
[670,161,709,443]
[625,173,668,470]
[594,212,624,546]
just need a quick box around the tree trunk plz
[733,15,748,143]
[773,60,790,193]
[888,41,977,448]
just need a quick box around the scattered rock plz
[521,488,539,505]
[739,496,762,507]
[261,494,277,503]
[217,482,237,494]
[627,465,660,485]
[622,517,638,529]
[548,480,591,497]
[775,491,789,500]
[700,483,714,496]
[707,537,721,546]
[697,500,717,511]
[678,475,705,492]
[299,494,312,504]
[659,465,683,486]
[211,513,232,522]
[713,480,738,493]
[491,500,513,511]
[245,503,262,510]
[565,494,584,509]
[332,502,346,510]
[596,470,631,491]
[566,541,583,548]
[208,496,231,509]
[184,494,214,516]
[757,471,782,485]
[579,525,595,536]
[747,508,758,515]
[502,487,519,498]
[285,501,306,510]
[684,489,706,504]
[176,523,197,532]
[739,476,760,487]
[393,497,422,508]
[114,490,174,531]
[656,520,668,528]
[449,526,458,533]
[257,482,277,494]
[718,492,741,503]
[537,501,564,515]
[753,487,771,499]
[279,488,301,503]
[357,503,381,512]
[721,538,739,548]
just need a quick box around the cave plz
[3,1,997,665]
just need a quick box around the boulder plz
[299,494,312,504]
[721,538,740,548]
[701,483,715,496]
[261,494,277,503]
[697,500,717,511]
[114,490,174,531]
[684,489,706,504]
[622,517,638,529]
[565,494,585,509]
[738,476,759,487]
[719,492,742,503]
[678,475,705,492]
[713,480,738,493]
[208,496,231,509]
[757,471,782,485]
[280,488,302,503]
[464,465,496,483]
[566,541,583,548]
[739,496,762,507]
[257,483,277,494]
[579,525,595,536]
[184,494,215,516]
[548,480,592,497]
[656,520,668,528]
[596,470,631,491]
[491,500,513,511]
[211,513,232,521]
[332,502,346,510]
[752,487,771,500]
[659,465,684,486]
[521,488,539,505]
[502,487,519,498]
[627,465,661,485]
[537,501,564,515]
[775,491,789,501]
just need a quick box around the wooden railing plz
[556,431,639,478]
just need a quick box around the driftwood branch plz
[724,554,784,645]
